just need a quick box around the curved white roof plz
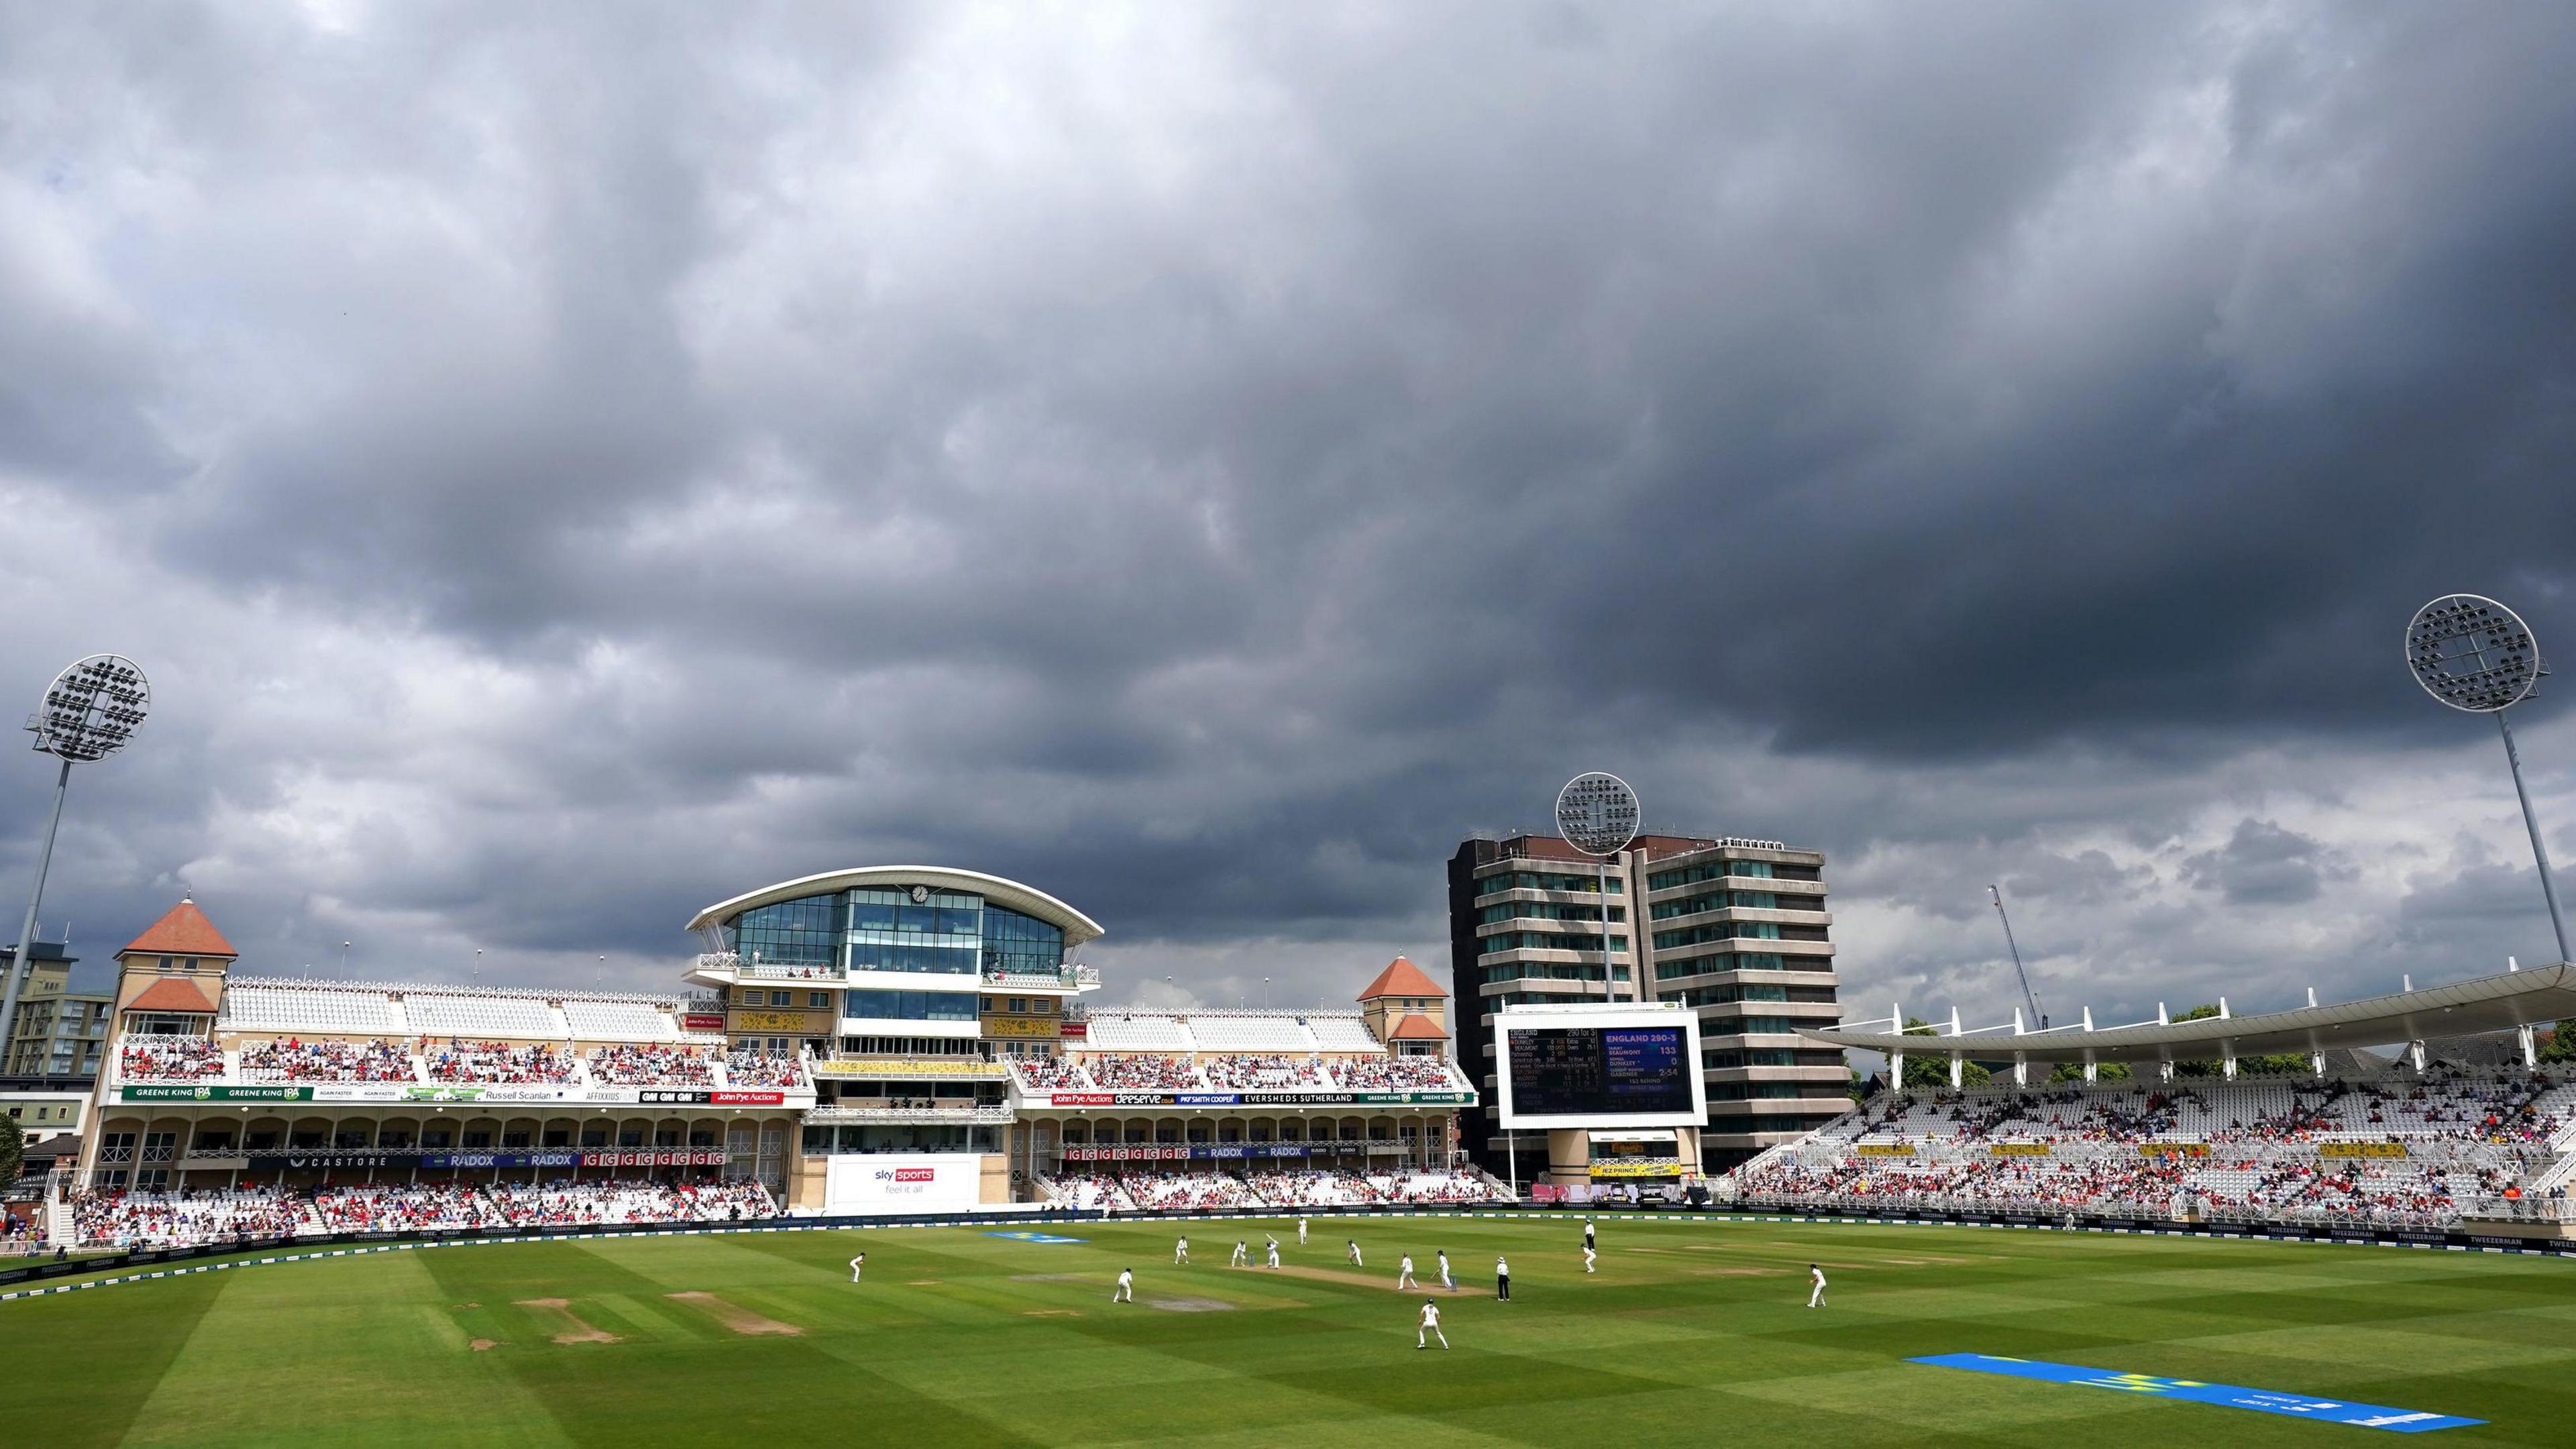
[1808,963,2576,1064]
[684,865,1104,947]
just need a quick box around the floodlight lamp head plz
[2406,594,2544,713]
[1554,771,1640,858]
[26,654,150,762]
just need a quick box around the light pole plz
[0,655,150,1053]
[2407,595,2571,963]
[1556,772,1640,1002]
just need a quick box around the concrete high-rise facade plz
[1447,831,1849,1172]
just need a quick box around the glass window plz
[842,989,979,1022]
[726,892,842,967]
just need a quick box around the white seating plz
[219,986,402,1034]
[1083,1015,1195,1052]
[405,994,557,1038]
[1189,1017,1312,1052]
[564,999,678,1042]
[1306,1016,1385,1052]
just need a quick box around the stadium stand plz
[584,1042,716,1087]
[419,1037,577,1083]
[406,993,560,1038]
[71,1187,307,1246]
[1037,1170,1503,1210]
[1008,1056,1093,1091]
[68,1179,780,1246]
[1328,1056,1458,1091]
[238,1036,417,1083]
[562,998,682,1042]
[722,1049,806,1089]
[1187,1016,1315,1053]
[1729,1069,2576,1228]
[1089,1054,1206,1090]
[1082,1014,1195,1053]
[311,1183,499,1232]
[1200,1054,1330,1089]
[486,1179,775,1226]
[217,985,405,1034]
[117,1034,226,1082]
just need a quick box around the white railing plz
[2461,1196,2576,1223]
[803,1105,1014,1125]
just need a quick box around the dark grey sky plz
[5,3,2575,1022]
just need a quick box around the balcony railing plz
[980,963,1099,989]
[803,1105,1015,1125]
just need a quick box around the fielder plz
[1348,1239,1364,1267]
[1398,1254,1417,1290]
[1174,1236,1189,1265]
[1114,1267,1135,1303]
[1298,1216,1309,1245]
[1231,1240,1250,1267]
[1437,1249,1453,1291]
[1417,1299,1448,1350]
[1582,1243,1597,1274]
[1807,1263,1827,1309]
[848,1252,865,1283]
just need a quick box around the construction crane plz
[1988,883,2046,1030]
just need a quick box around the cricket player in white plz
[1807,1263,1827,1308]
[1231,1240,1250,1267]
[849,1252,865,1283]
[1175,1236,1189,1265]
[1347,1239,1363,1267]
[1267,1239,1281,1269]
[1437,1250,1453,1290]
[1398,1254,1417,1289]
[1114,1268,1135,1303]
[1582,1244,1597,1274]
[1297,1217,1309,1245]
[1417,1299,1448,1350]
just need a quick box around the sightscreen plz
[1505,1025,1695,1118]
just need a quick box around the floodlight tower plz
[2406,595,2569,963]
[1555,772,1641,1004]
[0,655,152,1051]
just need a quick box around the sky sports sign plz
[1033,1089,1474,1108]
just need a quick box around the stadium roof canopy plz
[1803,963,2576,1065]
[685,865,1105,948]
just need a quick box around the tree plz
[2167,1002,2309,1077]
[0,1114,20,1191]
[1898,1017,1990,1090]
[2540,1020,2576,1065]
[2047,1059,2131,1083]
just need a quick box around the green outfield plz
[2,1215,2569,1447]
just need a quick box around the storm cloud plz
[3,1,2575,1024]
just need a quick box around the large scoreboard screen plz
[1501,1017,1703,1126]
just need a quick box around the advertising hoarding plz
[822,1152,985,1214]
